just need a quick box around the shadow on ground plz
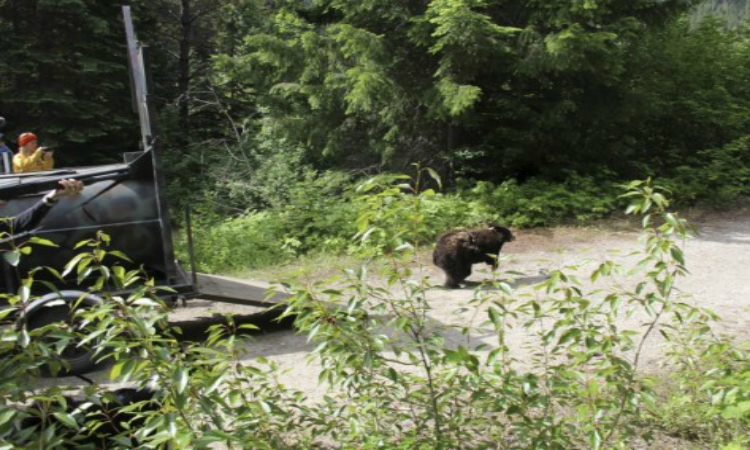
[170,307,296,343]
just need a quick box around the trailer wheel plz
[23,291,104,376]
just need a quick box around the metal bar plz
[29,219,162,235]
[195,273,292,305]
[1,153,10,174]
[122,7,178,285]
[190,293,287,308]
[0,169,131,200]
[185,205,198,287]
[122,6,152,149]
[141,45,178,285]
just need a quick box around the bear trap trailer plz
[0,6,290,374]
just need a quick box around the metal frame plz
[0,7,290,311]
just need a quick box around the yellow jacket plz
[13,149,54,173]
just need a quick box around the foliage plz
[3,1,750,216]
[187,167,637,274]
[185,169,359,273]
[664,135,750,207]
[186,210,290,274]
[273,170,359,255]
[1,179,749,448]
[655,339,750,446]
[352,165,448,256]
[189,136,314,215]
[463,174,624,227]
[187,154,750,275]
[0,231,313,448]
[210,0,699,179]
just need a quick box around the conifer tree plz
[212,0,698,179]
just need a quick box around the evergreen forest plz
[2,1,750,270]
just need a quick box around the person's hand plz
[49,179,84,200]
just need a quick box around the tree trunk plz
[178,0,192,155]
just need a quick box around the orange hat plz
[18,132,38,148]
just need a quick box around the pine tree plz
[211,0,698,179]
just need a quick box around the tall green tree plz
[212,0,699,181]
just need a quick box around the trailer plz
[0,6,290,374]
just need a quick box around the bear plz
[433,224,515,288]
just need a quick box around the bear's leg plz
[445,263,472,288]
[444,273,461,289]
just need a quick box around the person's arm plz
[41,151,54,170]
[13,149,49,173]
[0,179,84,236]
[0,198,54,235]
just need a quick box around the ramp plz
[195,273,292,307]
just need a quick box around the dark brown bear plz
[433,224,515,288]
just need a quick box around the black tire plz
[25,301,101,376]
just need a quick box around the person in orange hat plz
[14,132,54,173]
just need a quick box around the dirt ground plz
[45,209,750,404]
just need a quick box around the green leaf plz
[722,401,750,419]
[28,237,57,247]
[557,328,581,346]
[425,168,442,188]
[174,367,189,394]
[108,250,133,262]
[131,298,161,307]
[437,78,482,116]
[52,412,80,430]
[3,251,20,267]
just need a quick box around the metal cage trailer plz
[0,6,290,374]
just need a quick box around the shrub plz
[279,178,746,448]
[655,336,750,446]
[185,170,359,273]
[188,210,290,273]
[273,169,359,254]
[665,135,750,207]
[463,174,623,227]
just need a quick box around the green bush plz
[185,170,359,273]
[463,174,623,227]
[665,135,750,207]
[188,167,633,274]
[188,210,290,273]
[186,156,750,276]
[278,179,744,448]
[273,170,359,255]
[655,337,750,446]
